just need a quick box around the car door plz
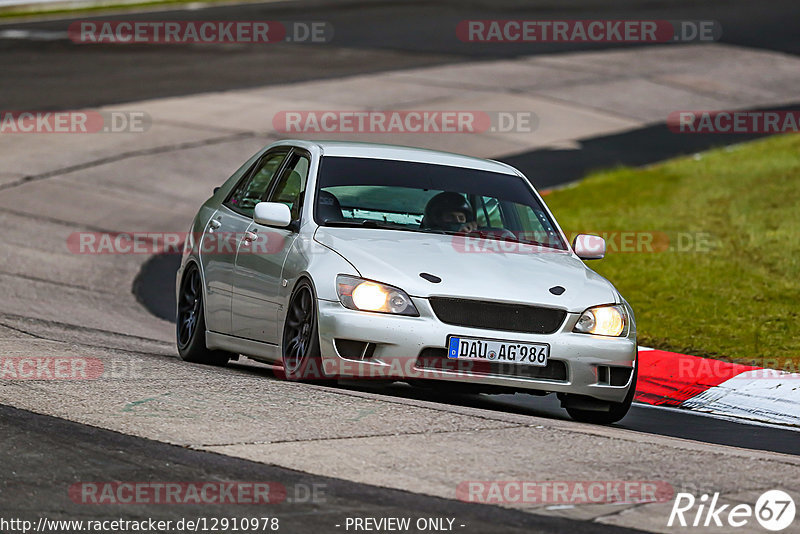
[231,149,311,343]
[200,149,289,335]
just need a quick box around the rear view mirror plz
[253,202,292,228]
[573,234,606,260]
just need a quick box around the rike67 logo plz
[668,490,795,531]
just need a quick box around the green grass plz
[544,134,800,370]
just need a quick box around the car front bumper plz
[316,297,637,403]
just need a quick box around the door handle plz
[244,230,258,243]
[209,219,222,231]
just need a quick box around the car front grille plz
[415,348,568,381]
[428,297,566,334]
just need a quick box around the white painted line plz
[0,0,287,24]
[634,401,800,432]
[0,28,67,40]
[681,370,800,427]
[0,0,63,5]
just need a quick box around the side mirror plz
[253,202,292,228]
[573,234,605,260]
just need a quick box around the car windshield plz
[314,156,567,250]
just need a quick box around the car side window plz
[225,152,287,217]
[267,154,310,221]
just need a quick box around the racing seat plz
[317,190,344,223]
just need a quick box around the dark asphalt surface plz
[501,111,799,189]
[338,383,800,457]
[1,0,799,110]
[0,404,650,534]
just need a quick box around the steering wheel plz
[470,227,517,240]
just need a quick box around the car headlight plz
[336,275,419,316]
[574,304,627,337]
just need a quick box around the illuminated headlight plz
[336,275,419,316]
[574,304,627,337]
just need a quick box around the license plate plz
[447,336,549,367]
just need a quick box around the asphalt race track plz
[2,1,800,533]
[3,0,800,110]
[2,404,649,534]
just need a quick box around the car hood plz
[314,227,618,312]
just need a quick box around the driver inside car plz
[422,191,479,233]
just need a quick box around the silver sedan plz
[176,140,637,424]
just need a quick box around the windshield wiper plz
[323,219,392,228]
[323,219,414,230]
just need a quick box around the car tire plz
[280,279,329,382]
[176,264,231,366]
[564,363,638,425]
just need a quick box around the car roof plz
[271,139,521,176]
